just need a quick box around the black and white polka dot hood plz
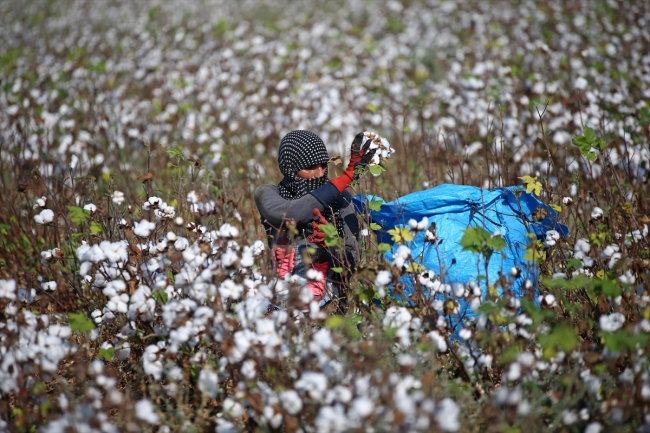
[277,130,330,200]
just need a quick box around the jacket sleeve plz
[254,184,325,228]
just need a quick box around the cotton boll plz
[590,207,604,220]
[133,219,156,237]
[280,390,303,415]
[33,196,47,209]
[34,209,54,224]
[135,399,159,424]
[198,368,219,398]
[41,281,57,291]
[111,191,125,205]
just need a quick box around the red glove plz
[307,260,330,301]
[308,208,329,247]
[330,133,377,192]
[274,245,295,279]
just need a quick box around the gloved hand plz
[330,133,377,192]
[308,208,329,247]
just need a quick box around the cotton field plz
[1,0,650,431]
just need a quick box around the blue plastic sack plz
[354,184,567,321]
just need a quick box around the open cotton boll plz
[34,209,54,224]
[359,131,395,170]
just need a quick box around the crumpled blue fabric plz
[353,184,567,326]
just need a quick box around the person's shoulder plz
[254,184,279,198]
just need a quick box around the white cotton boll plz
[574,238,591,254]
[435,398,460,432]
[111,191,125,205]
[174,237,189,250]
[417,217,429,231]
[241,359,256,379]
[458,328,472,340]
[375,270,393,287]
[452,283,465,298]
[280,390,303,415]
[584,422,602,433]
[408,219,418,230]
[135,399,159,424]
[34,196,47,209]
[562,196,573,206]
[240,250,254,267]
[198,368,219,398]
[222,398,245,418]
[166,231,177,241]
[608,253,622,269]
[427,330,447,353]
[187,190,199,204]
[251,240,265,256]
[478,354,493,368]
[219,279,243,300]
[133,219,156,237]
[89,244,105,262]
[221,249,239,268]
[91,309,103,324]
[41,281,57,291]
[383,306,412,329]
[306,268,324,281]
[295,371,329,401]
[350,396,374,418]
[219,223,239,238]
[619,270,636,285]
[598,313,625,332]
[83,203,97,213]
[545,230,560,247]
[79,261,92,277]
[506,362,521,382]
[590,207,604,220]
[34,209,54,224]
[0,279,17,299]
[299,286,314,304]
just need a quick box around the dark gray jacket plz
[254,182,360,269]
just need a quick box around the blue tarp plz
[354,184,567,323]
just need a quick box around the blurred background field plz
[1,0,650,431]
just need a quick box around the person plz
[254,130,376,307]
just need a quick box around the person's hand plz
[330,133,377,192]
[308,208,329,247]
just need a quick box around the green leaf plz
[98,347,115,361]
[583,125,597,143]
[368,198,384,212]
[366,103,377,113]
[326,315,345,329]
[377,243,392,253]
[318,223,338,238]
[90,221,103,235]
[69,312,95,333]
[594,138,607,151]
[152,290,168,304]
[166,147,185,160]
[331,266,343,273]
[369,222,382,230]
[368,164,386,176]
[566,258,582,271]
[586,151,597,162]
[538,324,577,359]
[67,206,90,225]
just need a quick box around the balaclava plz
[277,130,344,238]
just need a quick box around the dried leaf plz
[328,155,343,165]
[138,172,154,183]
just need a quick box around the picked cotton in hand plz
[361,131,395,167]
